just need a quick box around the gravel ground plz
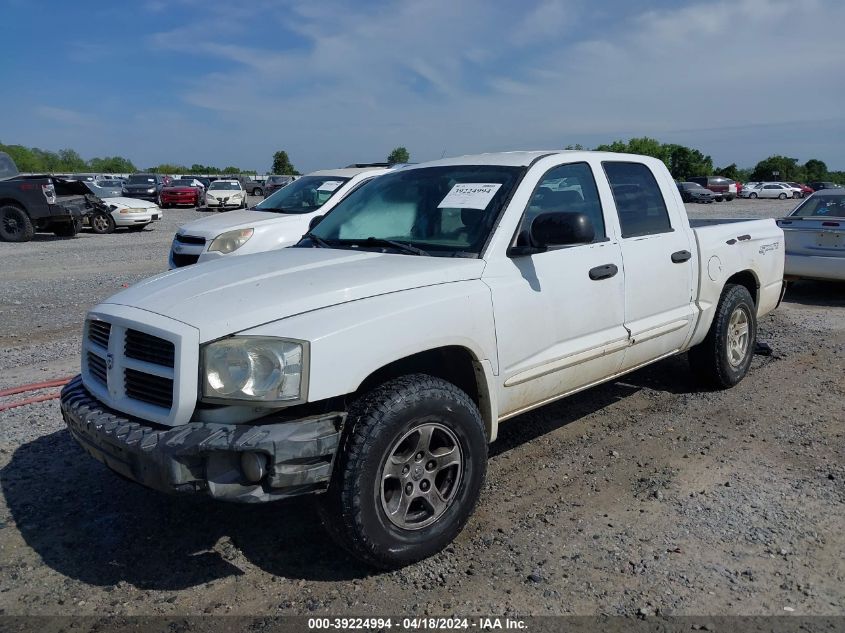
[0,195,843,617]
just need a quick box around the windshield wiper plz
[340,237,430,256]
[303,232,333,248]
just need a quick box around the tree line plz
[0,141,253,175]
[587,137,843,184]
[3,139,841,184]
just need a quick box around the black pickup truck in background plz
[0,151,96,242]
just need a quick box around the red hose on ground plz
[0,376,73,398]
[0,391,61,412]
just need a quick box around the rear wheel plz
[90,212,115,234]
[317,374,487,569]
[252,188,262,196]
[689,284,756,388]
[0,204,35,242]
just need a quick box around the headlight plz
[147,187,155,193]
[118,208,147,214]
[202,337,306,403]
[208,228,253,254]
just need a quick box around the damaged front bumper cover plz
[60,376,345,503]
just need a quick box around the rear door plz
[602,160,697,371]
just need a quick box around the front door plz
[484,160,629,420]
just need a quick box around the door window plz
[515,162,606,247]
[603,162,672,238]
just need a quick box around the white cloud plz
[110,0,845,169]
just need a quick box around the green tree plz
[666,144,713,180]
[89,155,136,173]
[714,163,741,180]
[803,159,828,182]
[594,137,670,165]
[222,166,240,174]
[387,146,410,165]
[750,155,802,182]
[272,150,299,175]
[58,148,87,172]
[563,144,585,150]
[0,143,42,172]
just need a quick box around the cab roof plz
[308,167,389,178]
[411,150,649,168]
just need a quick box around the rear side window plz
[603,162,672,238]
[516,162,606,245]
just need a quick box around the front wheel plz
[90,212,115,234]
[689,284,756,388]
[778,193,787,199]
[252,188,262,196]
[317,374,487,569]
[749,192,758,198]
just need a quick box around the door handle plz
[588,263,618,280]
[671,250,692,263]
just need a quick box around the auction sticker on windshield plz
[317,181,343,192]
[438,183,502,209]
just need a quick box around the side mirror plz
[529,212,594,250]
[308,215,324,230]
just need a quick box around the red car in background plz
[787,182,814,197]
[160,179,205,208]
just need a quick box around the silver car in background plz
[777,190,845,281]
[85,179,123,198]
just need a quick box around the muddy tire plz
[689,284,756,388]
[317,374,487,569]
[0,204,34,242]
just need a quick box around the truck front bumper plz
[60,376,345,503]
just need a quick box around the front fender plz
[241,279,499,404]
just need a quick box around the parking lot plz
[0,196,842,616]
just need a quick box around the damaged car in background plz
[0,151,97,242]
[86,197,163,234]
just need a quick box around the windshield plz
[171,179,195,187]
[128,175,155,184]
[96,180,121,187]
[305,165,524,257]
[254,175,351,214]
[791,194,845,218]
[209,181,241,191]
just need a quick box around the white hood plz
[104,197,159,209]
[177,209,287,238]
[102,247,486,342]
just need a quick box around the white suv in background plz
[169,166,388,268]
[205,179,247,210]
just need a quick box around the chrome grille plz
[124,368,173,409]
[88,320,111,348]
[125,329,175,367]
[87,352,107,386]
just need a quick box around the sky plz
[1,0,843,173]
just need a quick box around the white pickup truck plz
[169,167,387,268]
[61,151,784,569]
